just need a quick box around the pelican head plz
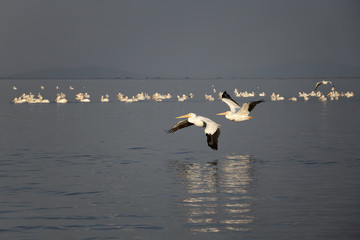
[176,113,196,119]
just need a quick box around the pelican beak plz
[216,112,227,115]
[176,114,191,119]
[248,116,253,119]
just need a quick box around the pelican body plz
[168,113,221,150]
[217,91,264,122]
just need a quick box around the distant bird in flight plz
[314,80,335,91]
[217,91,264,122]
[167,113,221,150]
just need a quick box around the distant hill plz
[5,66,145,79]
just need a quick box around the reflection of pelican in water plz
[172,154,254,233]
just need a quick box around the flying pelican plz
[167,113,221,150]
[217,91,264,122]
[314,80,335,91]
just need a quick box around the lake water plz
[1,78,360,239]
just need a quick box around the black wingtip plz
[208,142,218,150]
[222,91,231,99]
[166,129,174,134]
[206,130,220,151]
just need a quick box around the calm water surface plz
[1,79,359,239]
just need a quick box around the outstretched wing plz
[247,99,265,112]
[314,81,322,91]
[206,128,220,150]
[221,91,240,112]
[238,99,265,115]
[167,120,194,133]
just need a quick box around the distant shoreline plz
[1,76,359,80]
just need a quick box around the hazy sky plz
[1,0,360,77]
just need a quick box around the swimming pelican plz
[217,91,264,122]
[167,113,221,150]
[259,92,266,97]
[205,94,215,101]
[76,92,90,102]
[55,95,68,103]
[319,95,327,102]
[101,94,110,102]
[314,80,335,91]
[12,98,23,104]
[37,93,49,103]
[177,94,188,102]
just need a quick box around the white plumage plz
[167,113,221,150]
[217,91,264,122]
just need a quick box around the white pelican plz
[315,80,334,91]
[168,113,221,150]
[12,98,23,104]
[344,91,354,98]
[101,94,110,102]
[270,93,285,101]
[13,86,17,90]
[319,95,327,102]
[217,91,264,122]
[177,94,188,102]
[259,92,266,97]
[76,92,90,102]
[55,94,67,103]
[37,93,49,103]
[327,91,339,100]
[205,94,214,101]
